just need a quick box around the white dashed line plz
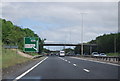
[68,61,71,63]
[83,69,90,72]
[59,57,90,73]
[71,57,120,66]
[73,64,77,66]
[65,60,67,62]
[59,57,61,58]
[59,57,64,60]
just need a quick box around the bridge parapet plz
[43,42,97,46]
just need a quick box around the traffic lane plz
[66,56,119,79]
[2,57,47,80]
[20,56,90,79]
[63,56,118,79]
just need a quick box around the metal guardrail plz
[76,55,120,62]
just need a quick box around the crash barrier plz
[76,55,120,62]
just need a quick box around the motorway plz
[3,56,120,81]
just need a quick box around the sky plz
[1,1,119,50]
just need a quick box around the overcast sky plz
[1,2,118,50]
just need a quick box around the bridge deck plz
[43,43,97,46]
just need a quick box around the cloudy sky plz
[1,1,118,50]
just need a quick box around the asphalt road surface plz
[3,56,120,81]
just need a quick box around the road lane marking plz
[73,64,77,66]
[13,57,48,81]
[58,57,62,59]
[59,57,65,61]
[83,69,90,72]
[65,60,67,62]
[68,61,71,63]
[58,57,61,59]
[71,57,120,66]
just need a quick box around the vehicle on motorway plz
[83,53,89,55]
[59,51,65,57]
[75,54,80,56]
[92,52,99,56]
[56,53,59,56]
[99,53,107,56]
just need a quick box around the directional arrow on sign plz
[24,37,39,52]
[32,46,37,51]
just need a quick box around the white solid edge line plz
[71,57,120,66]
[13,57,48,81]
[83,69,90,72]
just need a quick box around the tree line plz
[1,18,43,53]
[74,33,120,54]
[1,18,120,54]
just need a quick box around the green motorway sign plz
[24,37,39,52]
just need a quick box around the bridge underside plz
[43,44,97,46]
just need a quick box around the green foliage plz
[94,33,119,53]
[63,48,74,53]
[1,18,42,52]
[75,33,120,54]
[74,46,80,54]
[106,53,120,56]
[2,48,30,68]
[116,33,120,53]
[42,48,50,53]
[25,52,40,56]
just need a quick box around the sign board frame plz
[24,37,39,52]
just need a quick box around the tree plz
[2,19,43,52]
[74,33,120,54]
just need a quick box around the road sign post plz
[24,37,39,52]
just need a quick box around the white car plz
[59,51,65,57]
[92,52,99,56]
[99,53,107,56]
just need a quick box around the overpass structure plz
[43,42,97,46]
[43,42,97,54]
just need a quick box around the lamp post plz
[80,13,86,55]
[114,34,116,53]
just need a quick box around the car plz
[59,51,65,57]
[75,54,80,56]
[83,53,89,55]
[92,52,99,56]
[99,53,107,56]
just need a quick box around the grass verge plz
[106,53,120,56]
[19,49,40,56]
[2,48,31,69]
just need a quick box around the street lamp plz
[80,13,87,55]
[114,34,116,53]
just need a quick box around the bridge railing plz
[44,42,97,46]
[75,55,120,62]
[44,42,80,44]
